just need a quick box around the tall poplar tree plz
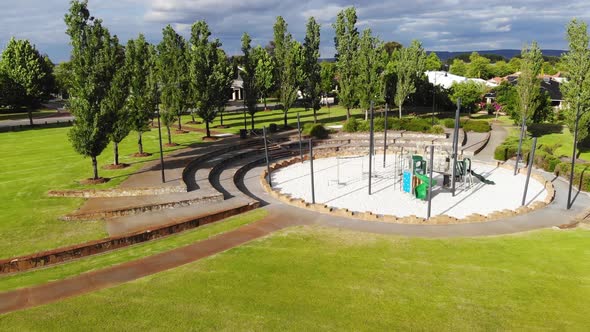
[562,19,590,208]
[125,34,158,156]
[356,29,382,115]
[65,0,122,180]
[514,41,543,173]
[302,17,322,122]
[333,7,359,119]
[157,25,189,144]
[241,33,260,129]
[273,16,288,96]
[189,21,234,137]
[105,43,130,167]
[253,46,274,110]
[394,40,426,118]
[280,39,303,127]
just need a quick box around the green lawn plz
[0,109,57,121]
[0,126,202,259]
[189,105,362,134]
[0,209,267,292]
[2,226,589,330]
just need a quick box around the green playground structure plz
[411,155,438,201]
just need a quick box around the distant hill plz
[319,49,566,63]
[431,49,566,61]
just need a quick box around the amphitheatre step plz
[462,131,491,156]
[106,197,258,237]
[62,189,223,221]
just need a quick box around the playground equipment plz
[401,155,438,201]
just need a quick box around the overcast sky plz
[1,0,589,63]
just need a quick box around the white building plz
[425,71,498,89]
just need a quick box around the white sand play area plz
[271,154,547,219]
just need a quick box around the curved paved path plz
[2,126,589,314]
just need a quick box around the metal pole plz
[427,145,435,219]
[567,103,581,209]
[514,114,526,175]
[451,98,461,196]
[431,73,436,126]
[297,112,303,163]
[309,139,316,204]
[263,127,272,188]
[156,110,166,183]
[368,101,374,195]
[522,137,537,206]
[383,103,388,167]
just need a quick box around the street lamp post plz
[156,107,166,183]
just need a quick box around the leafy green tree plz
[0,38,54,126]
[64,0,122,180]
[0,72,20,107]
[280,39,303,127]
[382,41,402,56]
[491,60,511,77]
[425,52,442,71]
[356,29,382,113]
[562,19,590,149]
[189,21,234,137]
[213,51,234,129]
[302,17,322,122]
[508,57,522,74]
[320,62,337,94]
[494,81,518,120]
[467,52,492,79]
[394,40,426,118]
[450,81,486,114]
[105,45,130,166]
[157,25,189,143]
[273,16,288,98]
[125,34,158,155]
[450,58,467,76]
[516,41,543,124]
[253,46,273,110]
[54,61,73,99]
[381,49,398,107]
[241,33,260,129]
[333,7,360,119]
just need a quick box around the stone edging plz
[0,202,259,275]
[260,154,555,225]
[47,185,187,198]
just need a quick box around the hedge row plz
[494,138,590,191]
[343,117,445,134]
[442,118,491,133]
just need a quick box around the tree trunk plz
[206,121,210,137]
[178,114,182,130]
[220,111,224,126]
[92,156,99,180]
[167,126,172,144]
[284,110,288,128]
[251,114,255,130]
[191,113,195,123]
[346,107,351,120]
[138,132,143,155]
[264,97,267,110]
[398,104,402,119]
[313,109,317,123]
[28,110,33,126]
[113,142,119,165]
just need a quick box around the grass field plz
[1,226,589,330]
[0,126,202,258]
[0,209,267,292]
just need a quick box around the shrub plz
[462,120,491,133]
[269,123,278,133]
[554,162,590,192]
[430,125,445,134]
[404,118,432,132]
[303,123,329,139]
[342,118,359,133]
[357,120,370,132]
[443,118,455,128]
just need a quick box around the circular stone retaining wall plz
[260,154,555,225]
